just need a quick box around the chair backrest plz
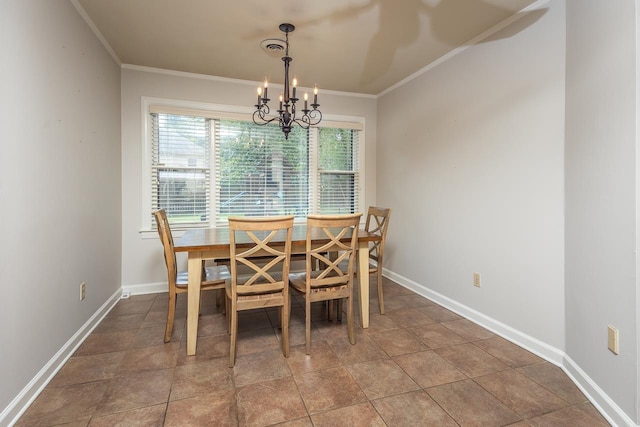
[305,213,363,289]
[365,206,391,265]
[153,209,177,289]
[228,215,295,296]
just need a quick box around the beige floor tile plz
[346,358,420,399]
[117,342,179,372]
[369,327,428,356]
[74,329,137,356]
[372,390,459,426]
[474,336,543,368]
[393,350,467,388]
[286,341,342,375]
[16,381,109,426]
[441,318,495,341]
[88,404,166,426]
[386,307,438,327]
[310,402,386,427]
[49,351,126,387]
[94,369,173,416]
[428,379,522,426]
[435,342,510,377]
[418,305,463,322]
[475,369,568,418]
[515,404,610,426]
[408,323,469,349]
[236,376,307,426]
[164,390,237,426]
[517,361,589,404]
[171,357,233,401]
[295,366,367,414]
[233,348,292,387]
[326,333,388,365]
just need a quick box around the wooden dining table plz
[174,224,381,355]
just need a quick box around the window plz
[215,120,309,221]
[317,127,359,214]
[151,113,210,225]
[147,101,364,228]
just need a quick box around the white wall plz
[377,0,566,350]
[120,68,377,289]
[0,0,121,421]
[565,1,638,423]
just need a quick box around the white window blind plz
[316,128,359,214]
[214,120,309,225]
[151,113,210,226]
[146,101,363,229]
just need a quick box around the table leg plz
[358,240,370,328]
[186,252,203,356]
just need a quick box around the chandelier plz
[253,23,322,140]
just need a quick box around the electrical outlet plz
[473,272,481,288]
[608,325,619,354]
[80,282,86,301]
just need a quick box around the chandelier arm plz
[299,109,323,127]
[253,104,280,126]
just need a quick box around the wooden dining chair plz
[364,206,392,314]
[153,209,229,343]
[289,213,362,354]
[226,215,294,367]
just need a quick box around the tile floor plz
[16,277,610,426]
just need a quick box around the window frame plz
[141,96,365,231]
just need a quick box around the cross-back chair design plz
[153,209,229,343]
[226,215,294,367]
[364,206,392,314]
[289,213,362,354]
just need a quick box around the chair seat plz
[225,279,285,296]
[289,271,348,293]
[176,265,229,288]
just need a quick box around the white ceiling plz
[75,0,542,95]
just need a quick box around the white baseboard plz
[0,289,122,427]
[562,356,636,427]
[122,281,168,296]
[382,267,637,427]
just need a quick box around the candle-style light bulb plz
[304,92,308,110]
[313,86,318,105]
[263,80,268,99]
[292,78,297,99]
[257,87,262,105]
[279,94,283,110]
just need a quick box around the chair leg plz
[282,296,290,358]
[225,293,231,333]
[337,298,343,322]
[229,303,238,367]
[305,297,312,355]
[377,269,385,314]
[164,292,176,343]
[347,294,355,345]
